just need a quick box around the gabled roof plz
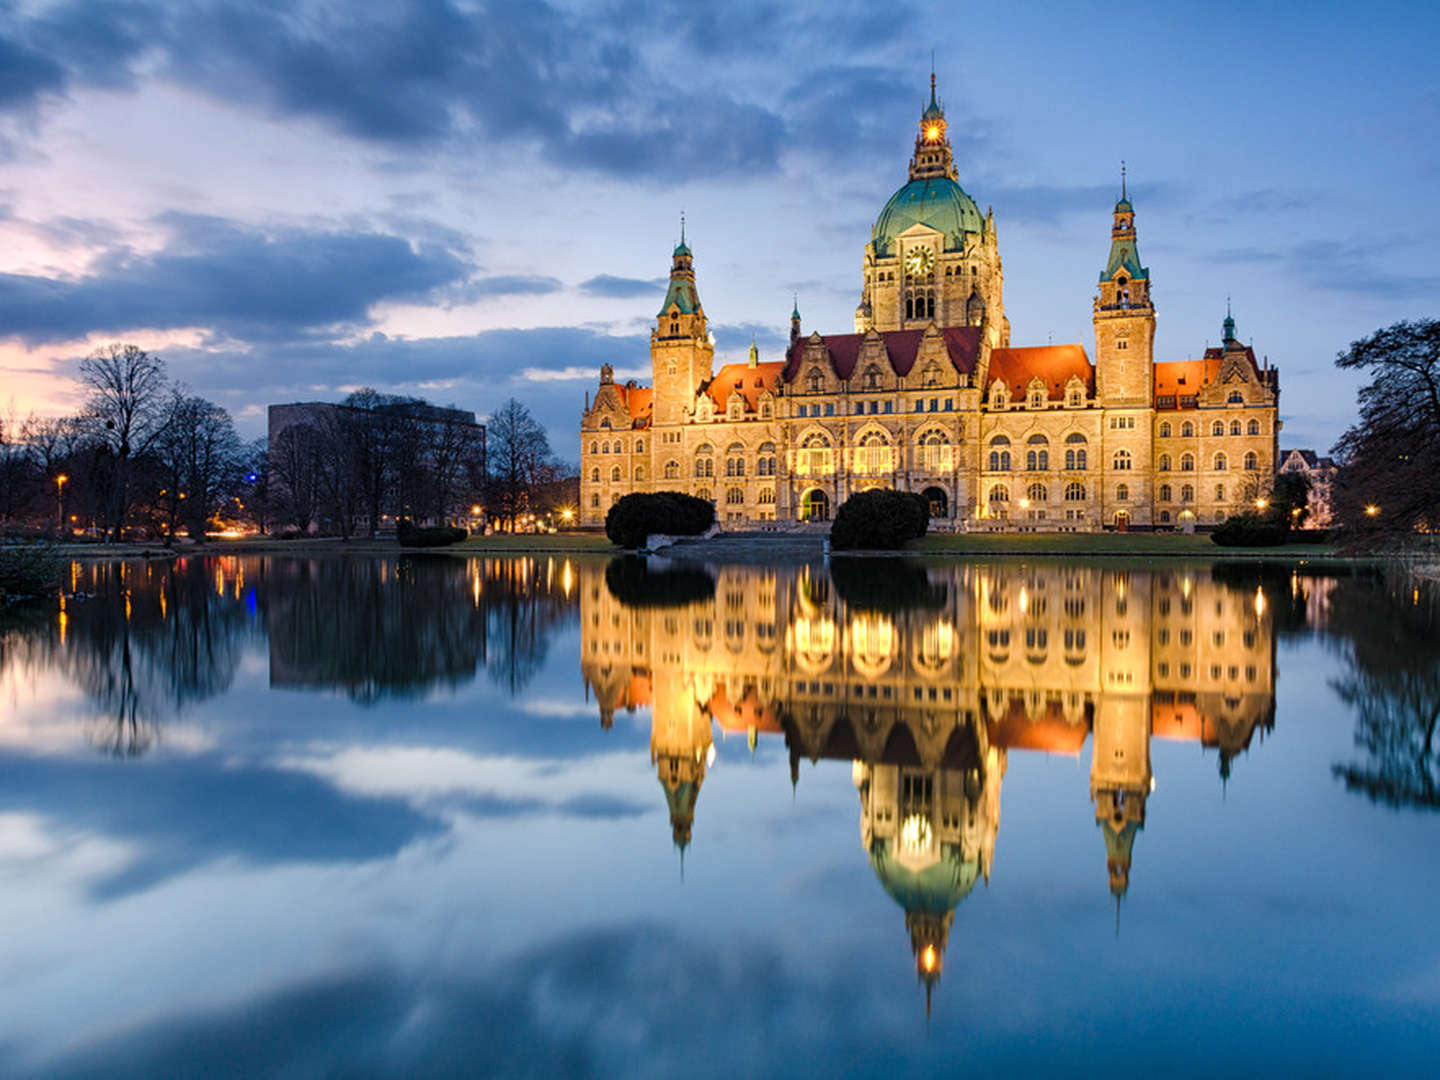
[783,326,981,382]
[702,361,785,411]
[1153,343,1268,405]
[616,383,653,427]
[987,344,1093,397]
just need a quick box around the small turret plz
[748,340,759,369]
[790,297,802,345]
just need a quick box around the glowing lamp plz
[925,125,941,142]
[920,946,938,973]
[1255,497,1269,510]
[1365,505,1379,517]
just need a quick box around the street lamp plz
[1254,497,1269,511]
[55,474,68,535]
[1365,504,1380,517]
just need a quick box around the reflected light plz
[920,945,938,973]
[900,813,933,856]
[1254,587,1266,617]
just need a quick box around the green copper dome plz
[872,177,983,257]
[869,839,979,914]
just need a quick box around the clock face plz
[905,247,934,277]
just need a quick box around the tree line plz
[0,342,572,541]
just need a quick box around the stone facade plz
[1279,448,1338,528]
[580,79,1281,531]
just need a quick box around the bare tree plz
[79,344,172,540]
[153,393,243,541]
[270,423,323,532]
[485,398,552,531]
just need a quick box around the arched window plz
[726,487,744,505]
[635,466,645,481]
[1181,421,1194,437]
[801,433,832,475]
[863,364,881,390]
[591,493,600,507]
[1064,482,1086,501]
[1116,483,1129,501]
[1230,419,1242,436]
[1180,453,1195,472]
[1247,419,1260,435]
[589,441,598,454]
[1211,420,1224,437]
[696,488,712,503]
[1026,434,1049,471]
[1159,421,1172,438]
[759,488,776,504]
[1159,453,1171,471]
[1228,390,1243,404]
[920,430,950,471]
[1214,453,1227,471]
[635,439,644,452]
[1244,451,1258,470]
[726,442,745,478]
[1160,509,1171,523]
[1113,449,1132,471]
[1027,482,1048,503]
[590,467,600,482]
[1215,484,1225,501]
[610,465,621,481]
[664,461,679,479]
[806,367,823,392]
[1159,483,1172,501]
[757,441,777,476]
[857,431,890,474]
[987,484,1010,518]
[988,434,1011,472]
[1181,484,1194,503]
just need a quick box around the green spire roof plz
[922,72,944,121]
[869,839,979,914]
[657,273,700,317]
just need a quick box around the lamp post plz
[55,474,68,536]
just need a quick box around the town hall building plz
[579,76,1281,530]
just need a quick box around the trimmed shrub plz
[396,518,467,548]
[604,557,716,608]
[605,491,715,549]
[830,489,930,551]
[1210,512,1287,547]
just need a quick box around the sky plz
[0,0,1436,463]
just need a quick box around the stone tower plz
[1090,570,1153,899]
[1093,176,1155,407]
[651,228,714,428]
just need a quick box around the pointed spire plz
[1121,159,1127,201]
[791,293,800,320]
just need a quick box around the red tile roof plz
[986,697,1091,755]
[783,327,982,382]
[702,361,785,411]
[617,383,653,427]
[986,345,1093,397]
[1153,344,1267,406]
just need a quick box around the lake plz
[0,553,1437,1077]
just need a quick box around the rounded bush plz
[605,491,715,549]
[830,489,930,551]
[1210,512,1287,547]
[396,518,467,548]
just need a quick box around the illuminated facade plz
[579,76,1281,531]
[580,560,1277,998]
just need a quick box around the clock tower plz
[651,231,714,428]
[858,73,1006,345]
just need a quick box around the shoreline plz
[15,531,1407,565]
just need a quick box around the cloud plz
[580,274,667,299]
[521,365,649,384]
[0,212,471,345]
[444,274,564,304]
[0,749,444,899]
[0,31,64,110]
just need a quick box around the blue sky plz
[1,0,1436,461]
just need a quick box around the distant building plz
[579,73,1281,531]
[1278,448,1338,527]
[267,398,485,530]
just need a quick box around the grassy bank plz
[49,533,618,558]
[909,532,1341,559]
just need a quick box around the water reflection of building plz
[581,560,1277,994]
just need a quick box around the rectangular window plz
[855,402,864,415]
[824,403,834,416]
[914,401,922,413]
[930,398,939,411]
[796,404,806,418]
[883,401,893,413]
[944,399,953,411]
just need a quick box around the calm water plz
[0,553,1437,1077]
